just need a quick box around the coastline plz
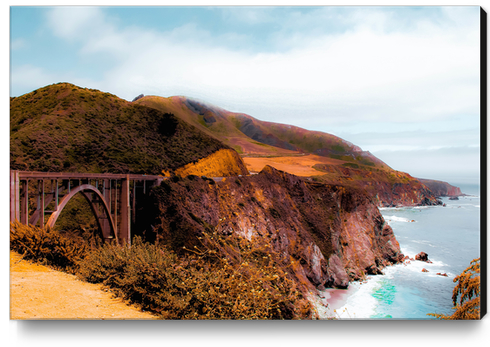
[329,191,479,319]
[312,282,361,319]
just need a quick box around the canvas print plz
[9,6,483,320]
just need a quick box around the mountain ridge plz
[10,83,247,176]
[9,82,461,204]
[135,95,390,170]
[134,94,458,206]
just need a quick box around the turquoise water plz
[335,183,481,319]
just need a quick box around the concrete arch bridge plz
[10,170,165,245]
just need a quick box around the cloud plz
[220,7,276,25]
[34,7,479,121]
[10,64,107,98]
[14,7,480,141]
[45,7,108,41]
[11,38,26,50]
[9,6,481,182]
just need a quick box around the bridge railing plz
[10,170,166,245]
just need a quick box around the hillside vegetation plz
[133,95,450,206]
[135,95,384,168]
[418,178,463,197]
[10,83,230,174]
[231,113,387,168]
[135,95,298,157]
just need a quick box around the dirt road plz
[9,251,158,320]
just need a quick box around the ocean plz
[320,183,481,320]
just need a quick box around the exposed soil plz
[9,251,158,320]
[242,154,347,176]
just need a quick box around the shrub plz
[188,231,315,319]
[77,233,315,320]
[77,237,192,317]
[428,258,480,320]
[10,221,88,272]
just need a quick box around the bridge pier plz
[10,170,20,222]
[10,171,164,246]
[119,175,130,245]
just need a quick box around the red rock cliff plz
[140,166,404,292]
[313,164,442,207]
[417,178,463,197]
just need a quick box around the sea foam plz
[384,215,412,223]
[333,279,379,319]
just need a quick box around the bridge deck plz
[16,171,165,181]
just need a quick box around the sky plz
[9,3,482,185]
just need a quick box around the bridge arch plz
[45,184,117,242]
[11,171,165,246]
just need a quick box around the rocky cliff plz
[174,149,248,178]
[312,163,442,207]
[417,178,463,197]
[138,166,404,292]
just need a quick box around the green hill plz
[135,96,389,169]
[135,95,298,156]
[10,83,229,174]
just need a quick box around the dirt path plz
[9,251,158,320]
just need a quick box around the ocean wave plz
[426,272,454,279]
[384,215,413,223]
[427,259,448,267]
[332,256,452,319]
[400,246,414,256]
[462,195,480,199]
[334,278,381,319]
[397,255,449,274]
[397,246,448,268]
[379,207,408,212]
[445,204,481,210]
[342,195,477,318]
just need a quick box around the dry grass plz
[243,154,347,176]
